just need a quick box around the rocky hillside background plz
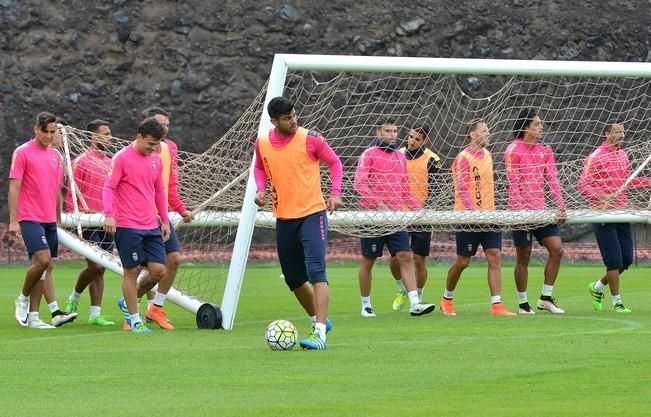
[2,0,651,224]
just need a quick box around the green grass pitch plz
[1,262,650,417]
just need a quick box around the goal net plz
[59,55,651,329]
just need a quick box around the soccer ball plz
[265,319,298,351]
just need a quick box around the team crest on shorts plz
[41,236,47,245]
[132,252,139,262]
[467,244,473,252]
[371,244,377,252]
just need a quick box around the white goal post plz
[221,54,651,330]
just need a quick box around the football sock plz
[153,291,167,307]
[517,291,528,303]
[408,290,419,308]
[361,296,371,309]
[443,289,454,299]
[491,295,502,304]
[594,280,607,292]
[89,306,101,320]
[70,290,82,302]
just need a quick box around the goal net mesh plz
[60,69,651,304]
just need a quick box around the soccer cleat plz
[392,291,408,311]
[52,311,78,327]
[439,298,456,316]
[27,316,56,329]
[612,302,632,314]
[490,303,516,316]
[88,316,115,326]
[361,307,376,317]
[299,331,326,350]
[117,298,131,330]
[146,305,175,330]
[64,299,79,314]
[409,302,436,317]
[15,297,29,327]
[518,302,536,315]
[588,282,604,311]
[537,296,565,314]
[131,322,153,334]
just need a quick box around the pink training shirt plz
[504,139,565,210]
[9,139,63,223]
[102,143,169,229]
[254,128,343,196]
[160,139,188,215]
[66,147,110,212]
[354,142,420,211]
[577,142,649,209]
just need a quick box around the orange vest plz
[453,148,495,211]
[159,141,172,203]
[400,147,440,208]
[258,127,326,219]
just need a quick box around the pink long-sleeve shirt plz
[577,142,649,208]
[354,142,420,211]
[160,139,188,215]
[254,128,342,196]
[66,147,110,212]
[9,139,63,223]
[102,143,169,229]
[504,139,565,210]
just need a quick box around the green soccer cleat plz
[131,322,152,334]
[588,282,604,311]
[392,291,408,311]
[64,299,79,314]
[88,316,115,326]
[612,303,632,314]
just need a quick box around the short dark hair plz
[56,116,69,126]
[413,125,430,139]
[466,118,485,136]
[87,119,111,133]
[35,112,57,131]
[137,117,165,140]
[267,97,294,118]
[377,118,397,128]
[141,106,169,120]
[513,108,537,139]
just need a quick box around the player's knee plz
[89,262,105,275]
[167,252,182,270]
[33,253,51,271]
[550,245,564,259]
[395,251,412,264]
[454,256,470,270]
[149,264,166,281]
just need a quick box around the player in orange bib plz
[254,97,343,350]
[439,119,516,317]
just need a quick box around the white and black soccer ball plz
[265,319,298,351]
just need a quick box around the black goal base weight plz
[196,303,223,329]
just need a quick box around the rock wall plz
[2,0,651,219]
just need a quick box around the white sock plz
[89,306,101,320]
[314,322,326,341]
[491,295,502,304]
[443,289,454,299]
[408,290,419,308]
[27,311,39,321]
[395,279,406,293]
[517,292,528,303]
[48,301,59,313]
[310,315,317,326]
[417,287,424,301]
[361,296,372,308]
[129,313,141,326]
[542,284,554,297]
[18,293,29,302]
[612,294,622,305]
[70,290,81,302]
[594,281,607,292]
[153,291,167,307]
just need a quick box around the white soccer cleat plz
[27,316,56,329]
[15,297,29,327]
[52,312,78,327]
[409,302,436,317]
[361,307,376,317]
[518,302,536,315]
[537,297,565,314]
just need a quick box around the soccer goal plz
[60,54,651,330]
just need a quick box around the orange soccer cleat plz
[146,305,175,330]
[439,298,457,316]
[490,303,516,317]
